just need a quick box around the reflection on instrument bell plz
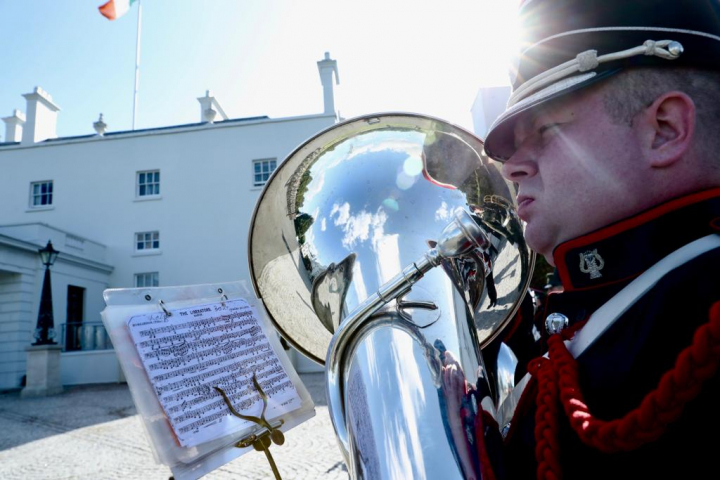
[248,113,535,479]
[311,253,355,334]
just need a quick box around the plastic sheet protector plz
[101,281,315,480]
[127,298,302,447]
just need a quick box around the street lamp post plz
[22,240,63,398]
[33,240,60,345]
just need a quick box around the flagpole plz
[132,0,142,130]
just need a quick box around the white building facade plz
[471,85,511,140]
[0,54,339,390]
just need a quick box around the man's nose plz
[501,152,537,182]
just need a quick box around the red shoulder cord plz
[529,301,720,480]
[474,408,497,480]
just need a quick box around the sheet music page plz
[127,298,302,447]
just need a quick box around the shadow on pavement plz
[0,372,328,452]
[0,383,137,451]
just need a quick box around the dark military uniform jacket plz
[503,188,720,479]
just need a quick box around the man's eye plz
[538,123,560,136]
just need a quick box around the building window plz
[30,181,53,207]
[137,170,160,197]
[135,272,159,288]
[135,231,160,251]
[253,159,277,187]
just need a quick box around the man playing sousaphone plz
[484,0,720,478]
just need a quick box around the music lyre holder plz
[215,373,286,480]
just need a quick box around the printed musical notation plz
[127,299,301,448]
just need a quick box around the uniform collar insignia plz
[579,249,604,279]
[552,189,720,291]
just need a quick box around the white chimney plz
[2,110,25,142]
[93,113,107,136]
[22,87,60,144]
[317,52,340,115]
[197,90,228,124]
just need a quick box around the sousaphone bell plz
[249,113,534,479]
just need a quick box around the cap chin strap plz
[509,39,683,107]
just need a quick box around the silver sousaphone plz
[249,113,534,479]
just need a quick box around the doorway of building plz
[65,285,85,351]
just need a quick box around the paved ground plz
[0,373,347,480]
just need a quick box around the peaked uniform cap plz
[483,0,720,161]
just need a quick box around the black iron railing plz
[62,322,112,352]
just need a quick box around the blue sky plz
[1,0,519,139]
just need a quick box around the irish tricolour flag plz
[98,0,137,20]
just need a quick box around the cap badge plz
[579,249,605,279]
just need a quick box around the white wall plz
[0,114,336,291]
[471,85,511,139]
[0,113,336,387]
[0,269,36,388]
[61,350,122,385]
[0,227,113,389]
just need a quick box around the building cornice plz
[0,233,114,274]
[0,222,106,248]
[0,113,337,152]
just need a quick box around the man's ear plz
[639,91,696,168]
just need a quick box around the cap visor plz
[484,68,619,161]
